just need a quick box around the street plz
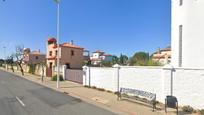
[0,70,116,115]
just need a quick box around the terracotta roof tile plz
[93,50,104,53]
[48,38,57,42]
[53,43,83,50]
[30,51,40,55]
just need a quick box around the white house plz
[90,50,113,65]
[171,0,204,68]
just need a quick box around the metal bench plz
[165,95,178,115]
[118,87,157,111]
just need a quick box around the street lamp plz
[54,0,60,88]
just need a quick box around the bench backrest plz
[120,87,156,101]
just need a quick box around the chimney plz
[157,47,161,54]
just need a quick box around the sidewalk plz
[0,68,197,115]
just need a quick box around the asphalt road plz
[0,70,117,115]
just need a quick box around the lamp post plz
[54,0,60,88]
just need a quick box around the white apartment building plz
[171,0,204,68]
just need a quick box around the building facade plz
[46,38,84,76]
[90,50,113,65]
[171,0,204,68]
[23,48,46,64]
[152,47,171,65]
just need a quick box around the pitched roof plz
[102,54,112,56]
[48,38,57,42]
[53,43,84,50]
[93,50,104,53]
[160,47,171,52]
[152,47,171,55]
[30,51,40,55]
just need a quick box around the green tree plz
[147,59,160,66]
[6,55,15,72]
[15,45,25,75]
[0,59,4,67]
[101,61,112,67]
[130,52,149,66]
[28,62,36,74]
[112,55,119,65]
[38,60,47,82]
[119,54,128,65]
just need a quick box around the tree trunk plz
[41,64,45,82]
[18,62,24,76]
[11,64,14,72]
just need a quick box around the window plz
[65,63,70,69]
[179,0,183,6]
[49,51,52,56]
[71,50,74,56]
[55,50,58,56]
[35,56,38,60]
[179,25,183,67]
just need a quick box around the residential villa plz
[90,50,113,65]
[171,0,204,68]
[46,38,84,77]
[23,48,46,64]
[152,47,171,65]
[22,48,46,75]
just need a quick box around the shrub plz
[92,86,97,89]
[147,59,160,66]
[51,75,64,81]
[101,61,113,67]
[182,105,194,113]
[28,64,36,74]
[200,109,204,115]
[84,85,91,88]
[114,91,120,95]
[107,90,113,93]
[97,88,105,91]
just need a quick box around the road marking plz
[16,96,26,107]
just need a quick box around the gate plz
[65,69,83,84]
[46,68,52,77]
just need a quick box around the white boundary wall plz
[119,66,163,102]
[83,67,117,91]
[163,68,204,109]
[83,65,204,109]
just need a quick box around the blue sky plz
[0,0,171,58]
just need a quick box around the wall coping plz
[163,67,204,71]
[83,66,163,69]
[83,66,204,71]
